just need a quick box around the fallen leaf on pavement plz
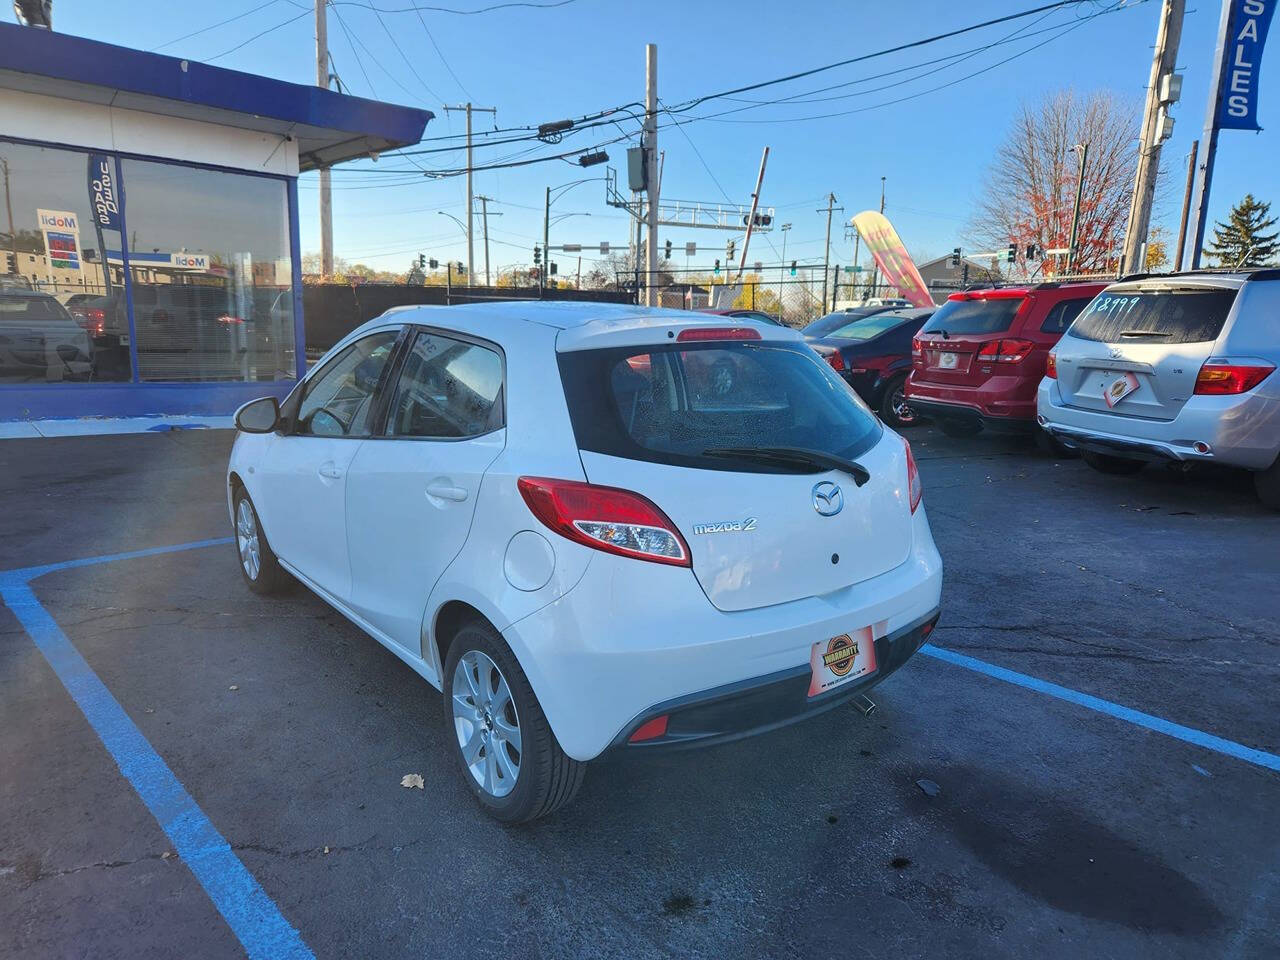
[401,774,425,789]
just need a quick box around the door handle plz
[318,462,344,480]
[425,481,468,502]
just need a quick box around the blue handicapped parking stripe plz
[920,645,1280,774]
[0,539,313,960]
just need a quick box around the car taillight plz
[1045,350,1058,379]
[676,326,761,342]
[911,336,922,356]
[976,338,1035,363]
[1193,359,1275,395]
[825,351,845,373]
[517,476,691,567]
[74,308,106,337]
[903,438,922,514]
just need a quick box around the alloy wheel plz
[235,499,261,581]
[452,650,521,798]
[891,386,916,425]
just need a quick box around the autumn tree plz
[1205,194,1279,267]
[970,90,1138,276]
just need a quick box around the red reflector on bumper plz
[629,714,669,742]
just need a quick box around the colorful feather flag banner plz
[850,210,933,307]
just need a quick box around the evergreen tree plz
[1206,194,1279,268]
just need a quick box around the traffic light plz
[1006,244,1017,264]
[742,213,772,227]
[533,245,541,265]
[726,239,735,260]
[550,262,558,275]
[790,260,797,276]
[714,259,721,275]
[950,247,961,268]
[1025,244,1040,260]
[664,239,672,260]
[428,258,439,269]
[417,253,425,269]
[2,251,14,273]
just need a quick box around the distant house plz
[916,254,1003,304]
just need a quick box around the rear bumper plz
[502,506,944,762]
[1036,379,1280,471]
[605,608,940,753]
[905,372,1039,428]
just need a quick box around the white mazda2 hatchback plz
[227,303,943,821]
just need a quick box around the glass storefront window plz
[120,158,296,382]
[0,140,129,382]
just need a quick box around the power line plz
[414,9,474,99]
[369,2,446,102]
[154,0,285,51]
[203,6,311,61]
[328,0,578,14]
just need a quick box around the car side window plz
[384,331,504,439]
[295,330,400,438]
[1041,298,1091,335]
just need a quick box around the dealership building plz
[0,21,431,431]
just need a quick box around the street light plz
[543,177,605,292]
[779,222,792,309]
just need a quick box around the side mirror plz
[234,396,280,434]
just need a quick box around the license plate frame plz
[937,351,959,370]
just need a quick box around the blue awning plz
[0,22,432,170]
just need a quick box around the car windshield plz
[1067,287,1238,344]
[0,294,72,322]
[557,340,882,472]
[801,309,884,338]
[826,313,911,341]
[920,296,1023,336]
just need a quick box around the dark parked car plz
[807,307,933,427]
[697,307,784,326]
[800,305,899,339]
[0,290,93,382]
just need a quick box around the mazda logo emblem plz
[812,480,843,517]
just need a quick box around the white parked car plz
[227,303,943,821]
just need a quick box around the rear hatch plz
[912,291,1027,387]
[557,333,914,613]
[1053,281,1240,421]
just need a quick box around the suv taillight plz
[517,476,691,567]
[1045,350,1058,379]
[977,338,1035,363]
[903,438,922,514]
[1193,359,1275,395]
[911,336,922,357]
[825,351,845,373]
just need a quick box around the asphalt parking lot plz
[1,425,1277,959]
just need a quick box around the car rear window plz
[557,341,882,472]
[827,314,908,341]
[1067,288,1237,344]
[920,296,1023,336]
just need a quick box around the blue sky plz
[18,0,1280,275]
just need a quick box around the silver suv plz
[1037,270,1280,509]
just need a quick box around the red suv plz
[905,281,1106,437]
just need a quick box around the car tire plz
[443,620,584,823]
[1081,450,1147,475]
[879,374,917,429]
[232,487,291,595]
[939,418,982,438]
[1253,456,1280,510]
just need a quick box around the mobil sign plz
[38,209,78,232]
[170,252,210,270]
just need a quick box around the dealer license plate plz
[937,351,958,370]
[1103,372,1140,408]
[808,625,882,698]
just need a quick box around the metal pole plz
[479,195,491,286]
[576,255,582,289]
[736,146,770,279]
[820,193,835,310]
[1066,142,1089,275]
[644,44,659,307]
[779,222,790,311]
[315,0,333,276]
[869,177,885,296]
[1188,0,1235,268]
[2,159,17,277]
[1122,0,1186,274]
[1174,139,1199,270]
[464,104,474,285]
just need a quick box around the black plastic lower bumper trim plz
[605,608,942,754]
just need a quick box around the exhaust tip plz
[1193,441,1212,455]
[1036,414,1047,426]
[853,694,876,717]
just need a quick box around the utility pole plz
[2,159,17,276]
[315,0,333,276]
[868,177,886,296]
[477,195,493,286]
[736,147,770,279]
[644,44,659,307]
[1174,139,1199,270]
[542,186,550,295]
[818,193,836,311]
[1066,143,1089,275]
[444,104,498,286]
[1122,0,1185,275]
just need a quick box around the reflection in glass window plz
[0,139,129,382]
[385,332,504,438]
[120,158,296,383]
[296,331,398,437]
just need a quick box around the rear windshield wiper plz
[702,446,871,486]
[1118,330,1172,338]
